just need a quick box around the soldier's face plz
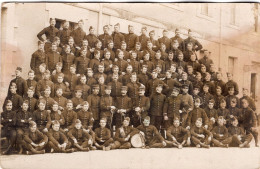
[205,75,211,81]
[204,51,209,57]
[105,89,111,95]
[44,88,51,96]
[114,25,119,32]
[66,103,73,110]
[231,102,237,108]
[147,43,153,49]
[56,66,62,72]
[123,120,130,127]
[50,20,56,27]
[100,120,106,128]
[22,103,29,111]
[131,75,137,82]
[112,75,118,81]
[52,104,59,111]
[98,77,105,84]
[56,89,63,96]
[220,102,226,109]
[28,73,35,80]
[173,120,180,127]
[156,86,162,93]
[118,52,124,59]
[108,42,114,48]
[177,68,183,74]
[155,53,161,59]
[166,72,171,78]
[57,77,63,83]
[81,50,87,57]
[161,45,166,51]
[172,43,178,49]
[190,54,196,61]
[126,66,133,73]
[82,40,88,47]
[228,88,234,95]
[15,70,21,77]
[68,39,74,45]
[38,103,46,111]
[193,88,199,95]
[78,22,83,29]
[93,89,99,95]
[6,103,12,111]
[143,119,150,126]
[152,72,157,79]
[144,54,150,60]
[38,44,44,51]
[65,46,71,53]
[172,90,179,97]
[10,86,17,94]
[182,74,187,80]
[163,32,168,37]
[141,28,146,34]
[217,74,222,80]
[64,22,69,29]
[96,42,102,49]
[27,90,34,97]
[195,120,202,128]
[216,88,222,95]
[242,100,249,108]
[139,90,145,96]
[87,71,93,77]
[175,30,180,36]
[53,124,60,131]
[80,77,86,84]
[121,89,127,95]
[218,119,224,126]
[135,44,141,50]
[131,53,137,59]
[105,53,110,59]
[231,119,238,127]
[149,32,155,38]
[75,123,82,129]
[103,27,109,33]
[203,86,209,93]
[98,66,104,73]
[195,102,200,108]
[128,26,134,32]
[75,91,82,98]
[30,125,37,132]
[242,89,248,96]
[196,74,202,80]
[52,45,57,52]
[178,55,183,61]
[187,44,193,51]
[70,67,76,73]
[208,103,214,109]
[121,44,126,50]
[90,28,95,34]
[182,88,188,94]
[227,74,232,81]
[170,66,176,72]
[83,104,89,111]
[187,68,193,74]
[141,67,147,73]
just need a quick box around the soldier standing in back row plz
[71,20,87,48]
[125,25,139,51]
[98,25,113,50]
[112,23,125,51]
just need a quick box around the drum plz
[131,133,145,148]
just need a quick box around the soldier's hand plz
[31,142,37,147]
[164,116,168,121]
[187,138,191,146]
[58,144,62,148]
[64,128,68,132]
[21,120,25,123]
[127,59,130,62]
[162,141,167,147]
[179,110,183,114]
[76,105,82,109]
[219,134,223,137]
[140,60,143,63]
[73,139,78,144]
[52,70,57,75]
[204,125,208,129]
[88,139,93,145]
[172,137,176,142]
[43,128,48,133]
[208,136,212,141]
[237,135,242,141]
[65,82,70,87]
[76,47,81,50]
[186,126,190,130]
[140,131,145,136]
[122,72,126,75]
[9,119,12,122]
[39,142,45,147]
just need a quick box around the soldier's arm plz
[46,111,52,129]
[115,128,125,142]
[47,131,60,146]
[89,112,94,128]
[24,132,33,144]
[166,127,174,139]
[68,112,77,130]
[163,98,169,117]
[194,40,202,51]
[182,127,191,137]
[67,129,76,140]
[202,109,209,125]
[37,28,46,41]
[61,132,69,144]
[30,53,36,70]
[143,97,150,112]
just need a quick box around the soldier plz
[37,18,59,51]
[86,26,98,50]
[146,70,167,97]
[71,87,84,112]
[35,63,47,82]
[71,19,87,48]
[23,86,37,113]
[158,30,171,52]
[137,65,149,87]
[134,42,143,61]
[74,49,90,75]
[214,72,226,93]
[126,72,141,100]
[171,28,184,51]
[114,49,128,74]
[137,116,168,148]
[46,43,62,73]
[47,120,73,153]
[198,49,213,72]
[186,98,208,130]
[107,117,139,150]
[3,83,23,112]
[30,41,46,75]
[183,43,195,62]
[61,100,77,133]
[240,88,256,111]
[176,51,187,69]
[75,39,92,58]
[26,70,37,91]
[190,118,212,148]
[97,76,106,97]
[53,88,68,109]
[51,62,63,84]
[58,20,71,47]
[153,50,165,73]
[125,25,139,51]
[32,99,51,133]
[49,101,65,127]
[149,30,159,52]
[166,117,191,149]
[54,73,71,98]
[1,100,17,155]
[170,40,182,62]
[8,67,28,97]
[21,121,47,155]
[67,119,93,151]
[75,74,91,101]
[228,117,253,148]
[102,50,113,74]
[108,73,122,98]
[128,50,140,74]
[199,84,214,109]
[214,86,225,109]
[41,85,55,111]
[187,52,200,72]
[203,72,216,95]
[111,23,125,51]
[140,51,154,74]
[61,44,75,75]
[98,25,113,50]
[119,40,130,60]
[89,50,102,74]
[180,72,193,95]
[132,85,150,127]
[146,41,156,61]
[100,85,116,130]
[227,98,242,127]
[139,26,149,51]
[16,100,33,154]
[191,85,202,103]
[64,64,79,93]
[181,29,202,53]
[67,36,77,55]
[217,99,230,120]
[163,87,181,129]
[94,118,114,150]
[225,86,240,109]
[105,40,116,61]
[204,99,218,131]
[159,43,168,61]
[114,86,132,129]
[211,116,232,147]
[94,64,107,83]
[87,85,101,129]
[149,84,166,131]
[241,98,258,147]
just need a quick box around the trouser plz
[229,134,253,147]
[21,140,46,151]
[174,113,188,128]
[146,137,171,148]
[71,139,90,150]
[150,115,163,131]
[96,138,114,149]
[16,128,29,144]
[168,134,189,144]
[191,136,211,146]
[245,127,258,145]
[47,141,72,152]
[114,113,128,129]
[163,117,173,130]
[131,114,144,128]
[211,137,232,147]
[93,120,100,130]
[110,141,131,149]
[1,128,17,148]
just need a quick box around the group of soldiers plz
[1,18,259,155]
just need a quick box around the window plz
[230,4,236,25]
[201,3,209,16]
[55,18,77,31]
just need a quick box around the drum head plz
[131,134,144,148]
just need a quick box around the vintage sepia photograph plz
[0,2,260,169]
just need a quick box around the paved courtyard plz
[0,146,259,169]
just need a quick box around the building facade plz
[1,3,260,108]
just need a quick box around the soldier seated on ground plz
[228,117,253,148]
[166,117,191,149]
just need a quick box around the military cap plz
[149,30,155,34]
[6,100,12,104]
[108,40,113,44]
[182,84,189,88]
[78,19,84,23]
[195,98,202,103]
[209,99,215,104]
[75,119,81,124]
[28,69,35,74]
[231,98,237,103]
[52,101,58,106]
[38,41,44,45]
[139,85,145,91]
[188,29,192,33]
[23,100,29,105]
[112,65,119,69]
[144,116,150,121]
[70,64,76,68]
[163,29,168,33]
[193,85,200,90]
[57,73,64,78]
[152,69,158,73]
[100,117,107,122]
[49,18,56,22]
[121,41,126,45]
[89,26,94,31]
[87,68,93,72]
[29,121,37,127]
[16,67,22,72]
[66,100,73,104]
[200,64,206,68]
[172,87,180,92]
[216,85,222,90]
[173,117,180,121]
[242,87,248,91]
[52,120,60,125]
[121,86,128,90]
[124,117,130,122]
[230,116,238,122]
[92,85,100,90]
[196,118,202,122]
[28,86,35,91]
[177,66,183,70]
[220,99,226,104]
[105,85,112,90]
[128,25,133,28]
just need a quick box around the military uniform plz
[74,56,90,75]
[46,51,62,73]
[100,92,115,129]
[86,34,98,49]
[75,83,91,101]
[217,108,229,120]
[181,37,202,53]
[23,96,37,113]
[125,33,139,51]
[98,33,113,50]
[42,96,55,111]
[113,59,128,74]
[87,93,101,128]
[30,50,46,74]
[108,80,122,98]
[166,125,190,145]
[211,125,232,147]
[9,76,28,97]
[146,78,167,97]
[16,109,32,144]
[22,129,48,152]
[71,27,87,47]
[199,92,214,109]
[204,107,218,131]
[3,93,23,111]
[112,31,125,50]
[139,34,149,51]
[132,95,150,127]
[58,28,71,47]
[49,111,65,126]
[94,127,114,149]
[47,128,71,152]
[187,107,208,127]
[67,127,92,150]
[190,126,212,146]
[53,95,68,109]
[61,109,77,130]
[37,25,59,43]
[224,80,239,96]
[77,110,94,129]
[228,125,253,147]
[64,72,79,92]
[32,109,51,132]
[114,94,132,128]
[198,57,213,72]
[61,53,75,74]
[158,36,171,52]
[26,79,37,91]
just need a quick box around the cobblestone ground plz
[0,145,259,169]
